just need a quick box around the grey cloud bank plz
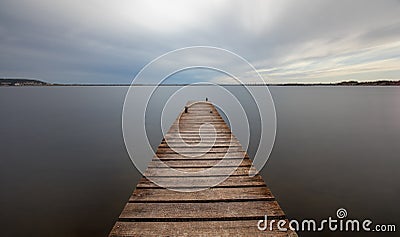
[0,0,399,84]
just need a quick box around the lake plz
[0,86,399,236]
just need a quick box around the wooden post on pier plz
[109,101,296,236]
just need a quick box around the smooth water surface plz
[0,86,399,236]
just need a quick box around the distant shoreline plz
[1,78,400,87]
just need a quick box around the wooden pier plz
[109,101,296,236]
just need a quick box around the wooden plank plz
[156,147,244,154]
[161,141,242,146]
[172,121,227,124]
[165,132,234,136]
[158,141,242,148]
[148,158,252,168]
[170,124,229,128]
[118,201,285,220]
[175,118,225,122]
[166,131,232,135]
[130,187,274,202]
[164,134,236,139]
[154,151,248,160]
[110,220,293,237]
[170,126,229,130]
[136,175,266,189]
[144,166,257,177]
[162,137,235,141]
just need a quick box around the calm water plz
[0,86,399,236]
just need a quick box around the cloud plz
[256,41,400,83]
[0,0,399,83]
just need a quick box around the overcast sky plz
[0,0,399,84]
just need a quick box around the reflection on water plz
[0,86,399,236]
